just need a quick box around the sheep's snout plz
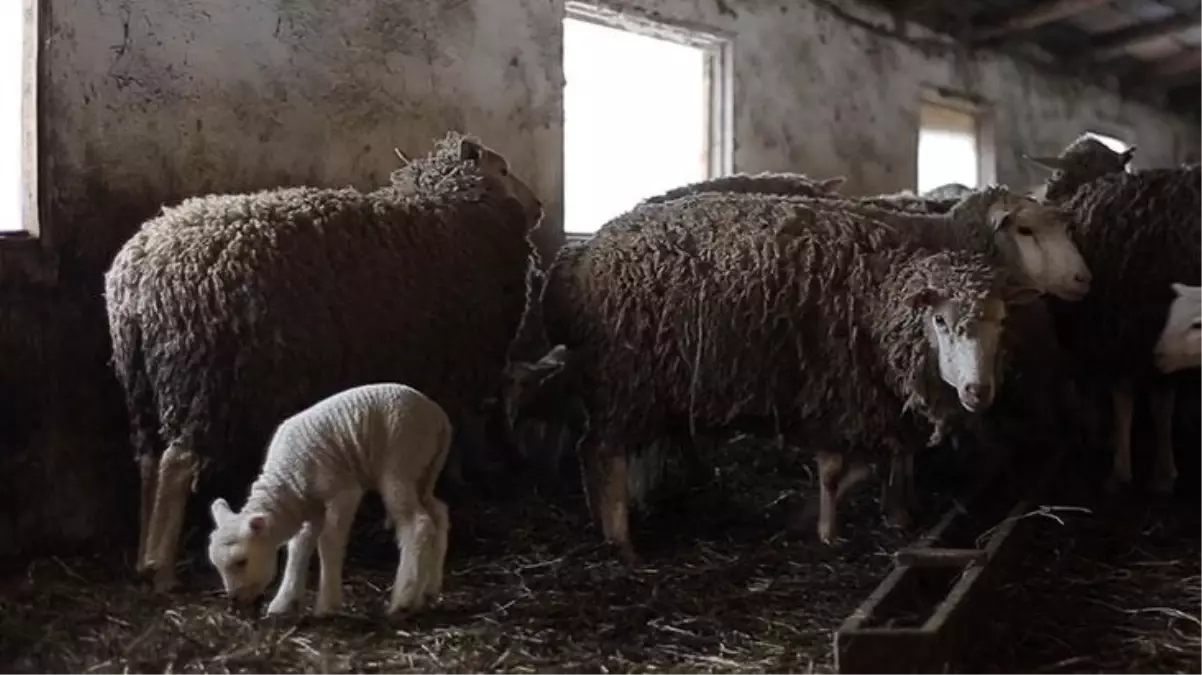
[228,592,265,617]
[958,381,994,412]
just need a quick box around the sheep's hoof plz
[604,540,640,567]
[1103,475,1131,497]
[387,595,424,616]
[784,499,820,536]
[1149,472,1177,498]
[150,569,180,595]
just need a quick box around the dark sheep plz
[1047,163,1201,496]
[105,132,543,593]
[639,172,846,205]
[527,191,1027,561]
[1024,134,1136,203]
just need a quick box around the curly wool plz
[105,131,535,485]
[639,172,841,206]
[1051,164,1202,381]
[542,192,1003,463]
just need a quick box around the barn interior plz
[0,0,1199,673]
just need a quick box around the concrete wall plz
[1,0,1196,560]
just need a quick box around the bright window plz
[563,8,728,235]
[917,101,980,194]
[0,0,27,233]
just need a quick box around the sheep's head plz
[1154,283,1202,373]
[1024,135,1135,203]
[207,498,279,610]
[905,273,1029,414]
[501,344,572,433]
[979,190,1092,301]
[458,138,544,230]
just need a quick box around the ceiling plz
[879,0,1201,120]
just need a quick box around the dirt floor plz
[1,432,1198,674]
[0,442,921,674]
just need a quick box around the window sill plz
[0,230,59,285]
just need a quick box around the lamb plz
[529,191,1029,561]
[1044,164,1201,496]
[1024,134,1135,203]
[208,383,451,617]
[639,171,846,205]
[106,131,542,593]
[1154,283,1202,374]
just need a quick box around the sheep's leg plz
[579,434,637,564]
[314,489,362,617]
[419,495,451,601]
[135,452,159,576]
[815,452,845,544]
[267,520,321,616]
[1148,384,1178,496]
[144,443,198,594]
[881,453,915,530]
[1105,379,1135,495]
[379,479,435,614]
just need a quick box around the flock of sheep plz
[102,130,1201,616]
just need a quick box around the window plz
[917,101,982,194]
[563,3,731,236]
[2,0,35,235]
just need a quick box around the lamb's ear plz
[1023,154,1064,172]
[459,138,483,164]
[820,176,846,193]
[988,205,1015,232]
[210,498,233,526]
[1120,146,1136,165]
[904,288,940,310]
[244,514,268,538]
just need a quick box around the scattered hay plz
[0,442,919,674]
[963,472,1201,674]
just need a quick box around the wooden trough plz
[834,441,1072,674]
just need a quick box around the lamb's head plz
[902,255,1035,414]
[1153,283,1202,373]
[457,138,544,228]
[1024,135,1135,203]
[207,498,279,608]
[967,188,1092,301]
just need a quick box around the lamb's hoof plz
[151,570,180,595]
[605,541,640,567]
[1104,475,1131,497]
[313,603,341,619]
[387,595,425,616]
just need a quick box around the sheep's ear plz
[1120,146,1136,165]
[210,498,233,526]
[988,206,1015,232]
[1005,285,1043,307]
[820,176,846,193]
[393,147,411,166]
[1023,154,1064,172]
[905,288,939,310]
[459,138,483,163]
[244,514,268,538]
[507,345,569,384]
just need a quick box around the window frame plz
[916,89,996,193]
[3,0,43,244]
[562,2,734,241]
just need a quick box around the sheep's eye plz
[933,315,947,329]
[232,558,247,570]
[500,166,509,176]
[1017,226,1035,236]
[1191,320,1202,331]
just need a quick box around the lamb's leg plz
[314,489,362,617]
[419,495,451,602]
[379,479,435,614]
[1106,379,1135,495]
[135,452,159,576]
[1148,384,1178,496]
[267,520,321,616]
[145,443,198,594]
[790,459,873,536]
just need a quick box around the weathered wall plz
[1,0,1196,560]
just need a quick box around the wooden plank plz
[895,547,985,568]
[973,0,1110,41]
[1085,8,1202,62]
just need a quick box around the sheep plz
[106,131,543,593]
[528,191,1031,561]
[1045,164,1201,496]
[207,383,451,617]
[639,171,846,205]
[922,183,974,201]
[1154,283,1202,374]
[1024,134,1135,203]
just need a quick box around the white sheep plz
[206,383,452,617]
[1154,283,1202,373]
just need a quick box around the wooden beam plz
[973,0,1110,41]
[1086,8,1202,62]
[1153,49,1202,77]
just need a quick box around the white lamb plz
[206,383,452,617]
[1154,282,1202,373]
